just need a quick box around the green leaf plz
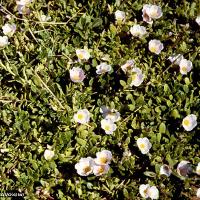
[159,122,166,133]
[123,188,129,198]
[76,138,87,146]
[144,171,156,177]
[92,18,103,28]
[120,80,126,87]
[171,109,180,118]
[157,132,162,143]
[110,24,117,36]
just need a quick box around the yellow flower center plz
[100,68,107,73]
[150,46,157,53]
[72,74,80,81]
[181,66,187,73]
[150,10,158,18]
[126,65,132,70]
[123,63,131,70]
[99,157,108,164]
[83,166,91,173]
[97,166,105,174]
[104,125,111,131]
[77,113,84,120]
[78,53,84,60]
[183,119,190,126]
[107,112,115,118]
[144,188,148,195]
[131,74,137,81]
[117,18,123,22]
[139,143,146,149]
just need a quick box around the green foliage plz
[0,0,200,199]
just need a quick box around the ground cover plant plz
[0,0,200,199]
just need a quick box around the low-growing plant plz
[0,0,200,199]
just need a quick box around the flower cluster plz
[0,23,16,48]
[139,184,159,199]
[73,107,120,135]
[121,60,144,87]
[100,106,120,134]
[159,160,200,179]
[142,4,163,24]
[75,150,112,176]
[69,4,198,198]
[169,54,193,75]
[0,0,200,199]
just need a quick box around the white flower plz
[93,164,110,176]
[146,5,163,19]
[179,59,193,75]
[177,160,192,177]
[130,25,147,38]
[40,15,51,22]
[69,67,85,83]
[16,0,32,14]
[2,24,16,37]
[139,184,150,198]
[121,60,135,74]
[96,63,112,74]
[142,4,153,24]
[101,119,117,134]
[196,16,200,26]
[75,157,94,176]
[160,165,172,177]
[100,106,120,122]
[197,188,200,198]
[148,39,164,54]
[94,150,112,165]
[0,36,9,48]
[44,149,55,160]
[148,186,159,199]
[16,0,32,6]
[137,137,152,154]
[76,49,90,60]
[74,109,90,124]
[168,54,184,65]
[142,4,162,24]
[182,114,197,131]
[130,68,144,87]
[115,10,126,24]
[196,162,200,175]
